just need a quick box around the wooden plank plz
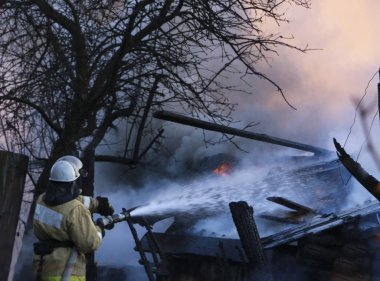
[0,151,29,281]
[259,211,307,224]
[154,110,332,156]
[140,233,246,263]
[266,197,316,214]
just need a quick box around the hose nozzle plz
[95,207,136,228]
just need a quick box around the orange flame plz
[213,163,230,176]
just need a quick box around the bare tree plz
[0,0,311,194]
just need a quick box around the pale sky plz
[231,0,380,155]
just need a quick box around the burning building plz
[10,111,380,281]
[92,112,380,281]
[130,192,380,281]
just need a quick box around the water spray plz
[95,206,167,229]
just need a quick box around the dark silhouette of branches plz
[0,0,311,193]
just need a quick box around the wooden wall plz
[0,151,29,281]
[165,257,249,281]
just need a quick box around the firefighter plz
[33,157,113,281]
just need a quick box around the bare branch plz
[1,94,62,134]
[0,0,312,192]
[94,155,137,166]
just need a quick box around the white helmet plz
[49,160,79,182]
[57,155,83,178]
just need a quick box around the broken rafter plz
[153,110,333,157]
[266,196,316,214]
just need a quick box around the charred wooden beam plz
[266,196,316,214]
[229,201,274,281]
[260,189,332,224]
[334,138,380,201]
[154,110,333,156]
[259,211,307,224]
[262,200,380,249]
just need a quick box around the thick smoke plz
[93,0,380,279]
[9,2,380,281]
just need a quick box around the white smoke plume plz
[93,0,380,279]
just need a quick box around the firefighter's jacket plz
[33,194,103,280]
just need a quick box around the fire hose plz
[95,208,133,228]
[95,206,149,228]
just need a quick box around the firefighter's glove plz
[96,216,114,232]
[104,216,115,230]
[96,196,114,216]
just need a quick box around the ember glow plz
[213,163,231,176]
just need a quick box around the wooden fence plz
[0,151,29,281]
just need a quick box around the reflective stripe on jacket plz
[76,195,99,213]
[33,194,102,279]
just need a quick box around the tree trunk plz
[81,149,97,281]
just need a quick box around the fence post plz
[0,151,29,281]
